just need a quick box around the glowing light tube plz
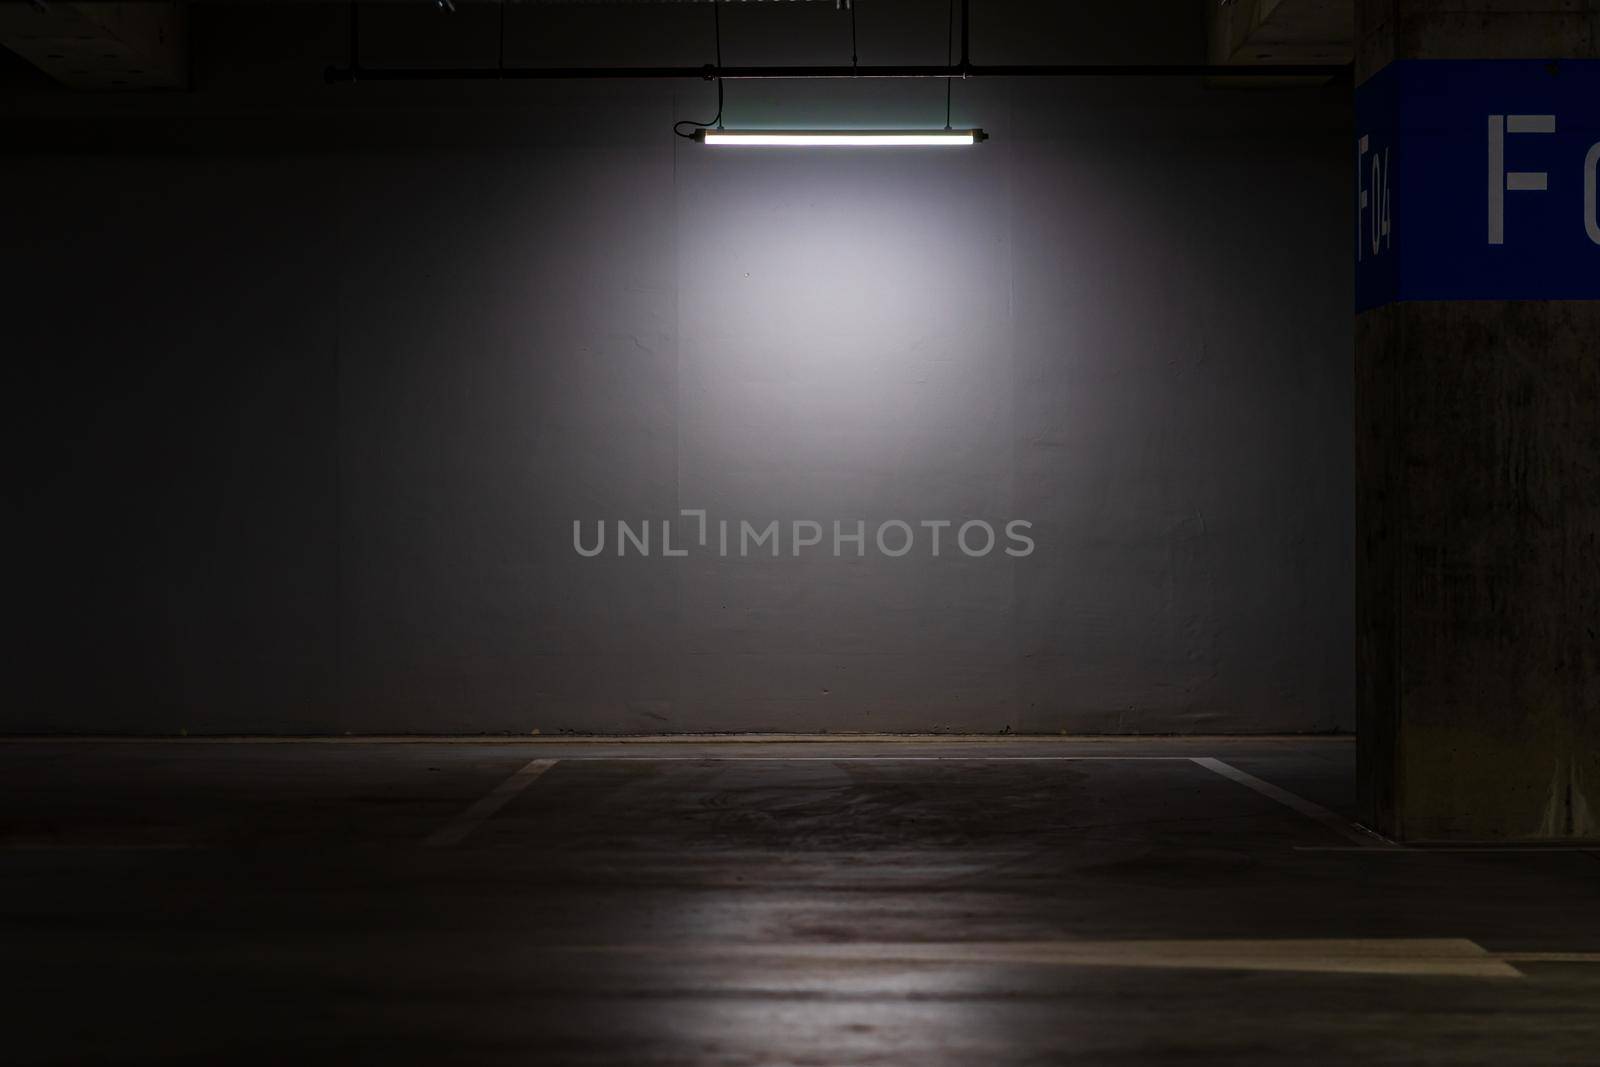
[696,129,987,147]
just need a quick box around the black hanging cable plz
[497,0,505,76]
[960,0,970,68]
[943,0,953,128]
[347,1,360,79]
[673,0,724,138]
[850,0,858,74]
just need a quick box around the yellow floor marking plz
[568,938,1536,978]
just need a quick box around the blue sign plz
[1354,60,1600,310]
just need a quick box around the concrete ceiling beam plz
[0,2,186,91]
[1208,0,1352,85]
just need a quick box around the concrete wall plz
[5,3,1354,735]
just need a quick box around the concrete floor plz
[2,738,1596,1064]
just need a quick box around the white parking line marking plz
[424,759,558,848]
[551,755,1191,761]
[1296,846,1600,853]
[1191,756,1396,848]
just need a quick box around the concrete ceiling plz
[0,0,1352,92]
[1209,0,1353,69]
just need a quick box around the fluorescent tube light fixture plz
[695,129,987,147]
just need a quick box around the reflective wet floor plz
[3,738,1596,1064]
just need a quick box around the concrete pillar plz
[1354,1,1599,841]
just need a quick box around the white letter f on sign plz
[1488,114,1555,245]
